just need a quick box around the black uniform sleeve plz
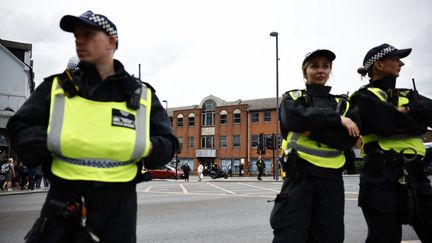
[279,92,359,150]
[280,94,342,134]
[6,79,53,168]
[353,89,427,137]
[143,93,178,169]
[407,93,432,126]
[309,105,360,150]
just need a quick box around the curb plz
[0,189,48,196]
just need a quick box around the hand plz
[341,116,360,137]
[397,106,410,113]
[302,131,311,136]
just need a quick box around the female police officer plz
[7,10,177,243]
[270,49,360,243]
[351,43,432,242]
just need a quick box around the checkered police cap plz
[362,43,411,71]
[60,10,119,49]
[67,56,80,71]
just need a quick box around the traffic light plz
[266,134,275,150]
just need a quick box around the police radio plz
[57,69,80,97]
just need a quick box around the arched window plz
[233,109,241,124]
[201,99,216,126]
[177,114,184,127]
[188,113,195,126]
[220,110,227,125]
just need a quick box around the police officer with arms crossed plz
[270,49,360,243]
[7,10,177,243]
[351,43,432,242]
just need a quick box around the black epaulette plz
[284,89,310,106]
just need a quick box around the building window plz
[169,116,173,126]
[251,112,259,123]
[220,110,227,125]
[178,137,183,152]
[220,136,227,148]
[201,136,214,148]
[201,99,216,126]
[188,136,194,149]
[188,113,195,126]
[233,135,240,148]
[177,114,184,127]
[233,109,241,124]
[264,111,272,122]
[251,134,258,148]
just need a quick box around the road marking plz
[144,185,153,192]
[236,182,280,193]
[345,192,359,195]
[207,182,237,195]
[401,241,421,243]
[179,184,189,194]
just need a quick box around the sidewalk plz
[0,187,48,196]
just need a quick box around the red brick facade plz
[170,96,280,175]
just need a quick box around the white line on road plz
[345,192,359,195]
[236,182,280,193]
[206,182,237,195]
[179,184,189,194]
[144,185,153,192]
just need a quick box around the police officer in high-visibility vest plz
[6,10,177,243]
[270,49,360,243]
[351,43,432,242]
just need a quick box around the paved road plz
[0,175,420,242]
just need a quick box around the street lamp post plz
[162,100,168,111]
[162,99,178,180]
[270,31,280,181]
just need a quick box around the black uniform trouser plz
[258,169,264,180]
[270,166,344,243]
[359,155,432,243]
[25,182,137,243]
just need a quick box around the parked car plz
[148,165,184,179]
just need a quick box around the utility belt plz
[363,142,426,171]
[280,149,342,178]
[25,189,101,243]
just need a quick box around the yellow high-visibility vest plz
[361,87,425,156]
[47,77,152,182]
[281,90,348,169]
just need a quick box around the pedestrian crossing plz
[136,180,360,200]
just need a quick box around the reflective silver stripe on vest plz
[54,154,136,168]
[288,133,342,158]
[130,84,148,160]
[47,82,65,153]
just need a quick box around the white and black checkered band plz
[88,14,118,40]
[363,46,395,71]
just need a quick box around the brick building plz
[168,95,280,176]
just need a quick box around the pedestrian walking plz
[7,10,177,243]
[270,49,360,243]
[2,158,15,191]
[256,156,265,181]
[181,162,190,182]
[350,43,432,242]
[197,163,203,182]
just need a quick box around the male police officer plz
[7,10,177,243]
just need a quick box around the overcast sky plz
[1,0,431,107]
